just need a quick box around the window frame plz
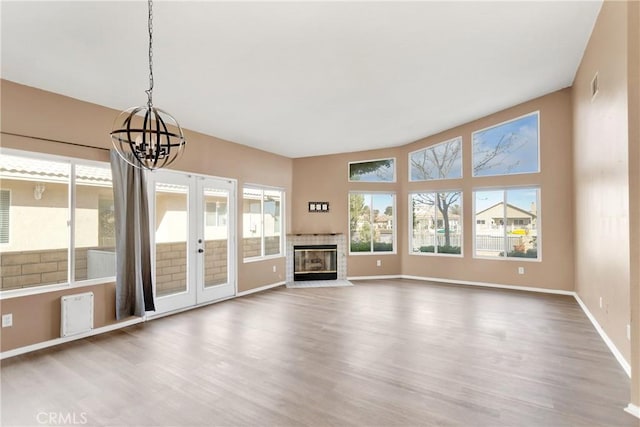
[348,157,397,183]
[408,136,463,182]
[408,190,463,257]
[242,185,285,262]
[471,111,541,178]
[0,148,116,300]
[348,191,397,255]
[472,186,541,262]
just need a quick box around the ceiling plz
[1,1,602,158]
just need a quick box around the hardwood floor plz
[1,279,637,426]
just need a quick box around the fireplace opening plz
[293,244,338,281]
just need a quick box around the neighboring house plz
[475,202,537,233]
[412,206,461,233]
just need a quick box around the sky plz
[472,113,539,177]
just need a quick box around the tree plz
[384,205,393,216]
[411,133,526,248]
[349,194,369,239]
[473,132,528,175]
[413,192,459,247]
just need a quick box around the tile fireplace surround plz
[286,234,347,284]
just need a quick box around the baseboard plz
[1,283,285,360]
[574,295,631,378]
[0,317,143,360]
[400,275,576,296]
[624,403,640,419]
[237,281,285,297]
[348,275,403,281]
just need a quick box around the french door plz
[148,170,236,315]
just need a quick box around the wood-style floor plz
[1,279,637,427]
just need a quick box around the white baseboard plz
[0,317,143,360]
[400,275,576,295]
[1,282,285,360]
[625,403,640,419]
[237,281,285,297]
[348,275,403,281]
[574,295,631,378]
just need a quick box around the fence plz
[411,234,532,252]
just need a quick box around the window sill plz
[0,277,115,300]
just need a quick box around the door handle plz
[198,249,204,253]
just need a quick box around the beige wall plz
[0,80,291,351]
[572,0,631,367]
[626,0,640,409]
[292,150,403,277]
[292,90,573,289]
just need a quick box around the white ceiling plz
[1,1,602,158]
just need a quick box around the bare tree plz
[472,133,528,175]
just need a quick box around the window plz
[410,192,462,255]
[349,193,395,253]
[0,190,9,244]
[75,163,116,282]
[0,149,115,293]
[474,188,540,259]
[348,158,395,182]
[242,186,283,259]
[409,137,462,181]
[472,112,539,177]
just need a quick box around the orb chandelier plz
[110,0,186,170]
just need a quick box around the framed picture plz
[308,201,329,212]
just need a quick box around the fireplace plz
[293,244,338,281]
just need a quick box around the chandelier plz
[110,0,186,170]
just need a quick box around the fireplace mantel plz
[286,234,347,283]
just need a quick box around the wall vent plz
[591,72,599,100]
[61,292,94,337]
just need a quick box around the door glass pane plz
[155,182,188,297]
[75,163,116,281]
[203,187,228,287]
[0,154,70,290]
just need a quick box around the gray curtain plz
[110,150,155,319]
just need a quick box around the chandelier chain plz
[146,0,154,107]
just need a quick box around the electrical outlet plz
[272,265,277,273]
[2,313,13,328]
[599,297,603,309]
[518,267,524,275]
[376,259,381,267]
[627,324,631,341]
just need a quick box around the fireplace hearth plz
[294,244,337,281]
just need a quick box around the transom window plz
[409,137,462,181]
[472,112,540,177]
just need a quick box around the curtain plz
[110,150,155,319]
